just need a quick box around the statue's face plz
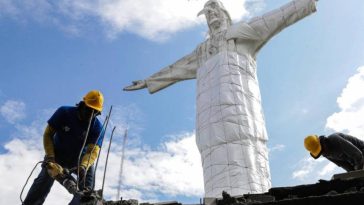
[203,1,228,32]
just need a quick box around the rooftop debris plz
[81,171,364,205]
[80,190,139,205]
[215,170,364,205]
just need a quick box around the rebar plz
[101,126,117,198]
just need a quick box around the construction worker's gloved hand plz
[46,162,64,179]
[42,155,56,168]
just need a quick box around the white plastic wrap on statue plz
[142,0,316,198]
[195,51,271,197]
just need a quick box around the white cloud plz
[0,0,264,41]
[0,104,203,204]
[96,132,204,202]
[326,66,364,140]
[291,157,342,183]
[0,0,52,23]
[318,162,337,177]
[269,144,285,152]
[0,100,26,124]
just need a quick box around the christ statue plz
[124,0,318,198]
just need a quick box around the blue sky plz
[1,0,364,204]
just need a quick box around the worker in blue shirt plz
[23,90,104,205]
[304,132,364,172]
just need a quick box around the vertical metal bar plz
[77,109,95,190]
[117,128,128,200]
[92,105,113,191]
[83,114,108,188]
[101,126,116,198]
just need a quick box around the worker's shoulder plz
[57,105,77,111]
[330,132,358,140]
[327,132,364,145]
[53,106,78,116]
[326,133,346,142]
[327,132,346,138]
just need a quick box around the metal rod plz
[101,126,116,198]
[82,106,113,189]
[117,128,128,200]
[82,114,109,189]
[92,105,113,191]
[77,109,95,190]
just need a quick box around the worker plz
[304,133,364,172]
[23,90,104,205]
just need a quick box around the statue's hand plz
[123,80,147,91]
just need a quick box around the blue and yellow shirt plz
[48,106,103,168]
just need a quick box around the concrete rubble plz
[81,171,364,205]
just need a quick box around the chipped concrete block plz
[332,170,364,180]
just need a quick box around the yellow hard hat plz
[304,135,322,158]
[83,90,104,112]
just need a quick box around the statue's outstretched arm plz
[123,80,147,91]
[124,50,199,94]
[247,0,317,51]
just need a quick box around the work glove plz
[46,162,64,179]
[42,155,55,168]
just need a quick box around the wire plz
[20,161,43,204]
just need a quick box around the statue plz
[124,0,318,198]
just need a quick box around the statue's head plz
[198,0,232,34]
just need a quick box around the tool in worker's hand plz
[47,163,103,204]
[46,162,79,194]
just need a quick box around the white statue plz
[124,0,317,198]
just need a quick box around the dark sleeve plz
[328,158,355,172]
[87,118,103,147]
[47,107,65,131]
[338,133,364,151]
[328,134,364,169]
